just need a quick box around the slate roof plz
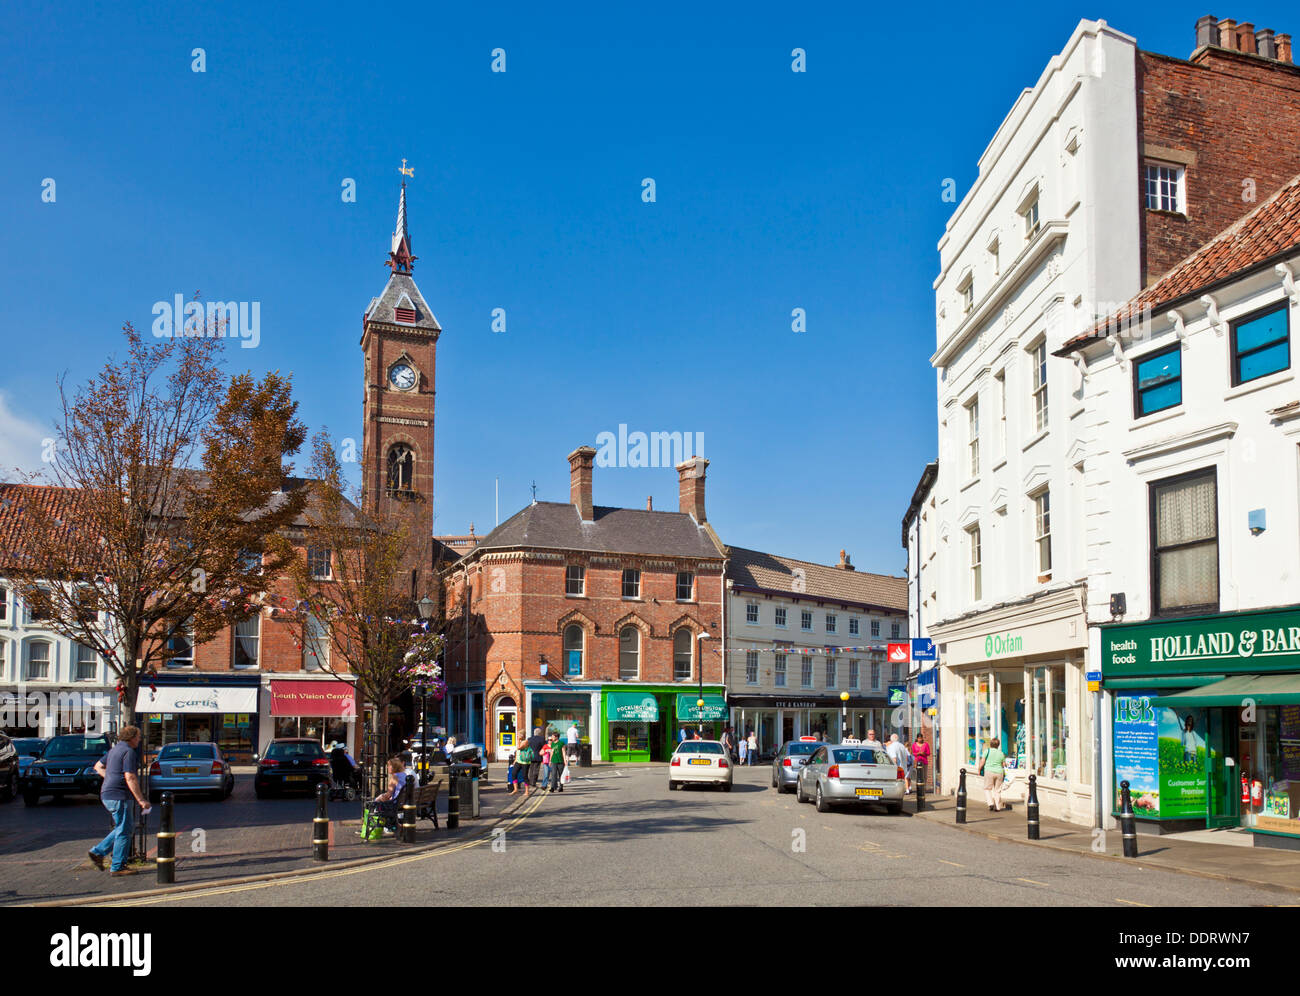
[453,501,724,561]
[364,271,441,334]
[1058,171,1300,355]
[726,546,907,612]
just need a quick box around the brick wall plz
[1138,47,1300,284]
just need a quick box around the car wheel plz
[887,802,903,815]
[795,779,806,803]
[22,791,40,807]
[224,779,234,799]
[771,772,778,789]
[815,783,831,813]
[1,771,16,802]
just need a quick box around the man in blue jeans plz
[89,726,150,876]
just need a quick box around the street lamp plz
[697,632,710,734]
[840,690,850,742]
[413,596,436,784]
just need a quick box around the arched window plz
[673,629,693,681]
[563,624,584,677]
[619,626,639,680]
[387,445,414,494]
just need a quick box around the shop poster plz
[1112,693,1207,817]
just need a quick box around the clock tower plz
[361,181,439,561]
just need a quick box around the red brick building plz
[1139,16,1300,285]
[441,447,727,763]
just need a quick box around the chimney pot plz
[646,496,653,511]
[1195,14,1220,49]
[1237,21,1256,54]
[567,445,596,521]
[1218,18,1237,50]
[675,456,709,523]
[1278,33,1293,63]
[1256,29,1276,58]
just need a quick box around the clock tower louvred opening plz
[361,173,441,561]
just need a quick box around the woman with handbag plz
[979,737,1007,812]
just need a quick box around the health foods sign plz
[1104,608,1300,678]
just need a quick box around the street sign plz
[911,638,937,661]
[1086,670,1102,682]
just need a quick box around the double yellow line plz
[102,791,549,906]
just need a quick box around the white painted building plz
[926,20,1142,824]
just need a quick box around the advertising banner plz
[1112,691,1207,817]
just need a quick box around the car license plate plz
[174,767,199,774]
[286,775,307,782]
[688,758,711,765]
[51,776,74,784]
[856,787,884,797]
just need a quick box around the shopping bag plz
[361,805,385,841]
[561,767,571,785]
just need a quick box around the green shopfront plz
[1102,606,1300,844]
[601,686,726,763]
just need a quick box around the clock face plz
[389,364,416,390]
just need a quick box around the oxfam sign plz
[985,632,1024,658]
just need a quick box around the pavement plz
[911,791,1300,896]
[0,770,534,906]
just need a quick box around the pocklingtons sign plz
[1102,607,1300,678]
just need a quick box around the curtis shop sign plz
[1103,608,1300,678]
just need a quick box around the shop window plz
[1032,665,1066,779]
[619,626,639,680]
[672,629,693,681]
[1133,344,1182,417]
[774,653,787,687]
[303,614,330,671]
[563,625,584,677]
[233,615,260,668]
[966,673,993,767]
[1231,301,1290,385]
[1150,468,1219,616]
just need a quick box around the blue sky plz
[3,1,1295,576]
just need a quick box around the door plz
[494,699,517,762]
[782,717,794,745]
[1206,708,1240,828]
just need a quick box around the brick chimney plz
[835,549,856,571]
[1237,21,1256,53]
[646,496,653,511]
[568,445,596,521]
[676,456,708,523]
[1219,18,1238,50]
[1257,28,1277,58]
[1195,14,1220,49]
[1279,33,1294,63]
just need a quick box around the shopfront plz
[528,685,598,752]
[600,685,725,763]
[728,695,890,757]
[266,678,358,754]
[1101,606,1300,846]
[932,589,1093,825]
[136,676,260,762]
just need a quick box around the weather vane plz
[399,158,415,177]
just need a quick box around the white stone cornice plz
[1166,308,1187,342]
[1122,421,1238,464]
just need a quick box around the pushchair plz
[328,747,361,802]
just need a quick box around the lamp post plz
[413,595,436,785]
[696,631,711,735]
[840,690,850,741]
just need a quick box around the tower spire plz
[386,172,417,274]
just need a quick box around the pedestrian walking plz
[547,733,566,792]
[522,727,546,797]
[506,751,519,793]
[737,734,749,766]
[566,723,581,766]
[886,733,914,792]
[746,731,758,765]
[980,737,1007,811]
[911,730,932,791]
[540,739,553,788]
[88,725,150,876]
[864,728,883,748]
[720,727,733,760]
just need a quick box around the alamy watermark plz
[594,425,704,474]
[151,295,260,348]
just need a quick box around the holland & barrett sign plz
[1103,607,1300,678]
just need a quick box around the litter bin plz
[451,763,480,819]
[579,743,592,768]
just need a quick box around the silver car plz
[148,742,235,802]
[795,743,905,814]
[771,739,826,793]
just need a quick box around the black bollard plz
[1027,774,1040,840]
[956,767,967,824]
[447,766,460,830]
[915,762,926,812]
[156,791,175,884]
[399,773,417,844]
[1119,779,1138,858]
[313,783,330,861]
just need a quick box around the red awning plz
[269,680,356,717]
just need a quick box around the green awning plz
[1152,674,1300,708]
[604,692,659,722]
[675,693,728,722]
[1104,675,1226,690]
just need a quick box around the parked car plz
[13,738,47,786]
[668,740,733,792]
[771,738,826,793]
[148,742,234,802]
[795,743,905,814]
[0,733,19,801]
[22,733,111,806]
[253,738,331,798]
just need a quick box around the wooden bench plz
[404,768,448,829]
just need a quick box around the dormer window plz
[394,293,417,324]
